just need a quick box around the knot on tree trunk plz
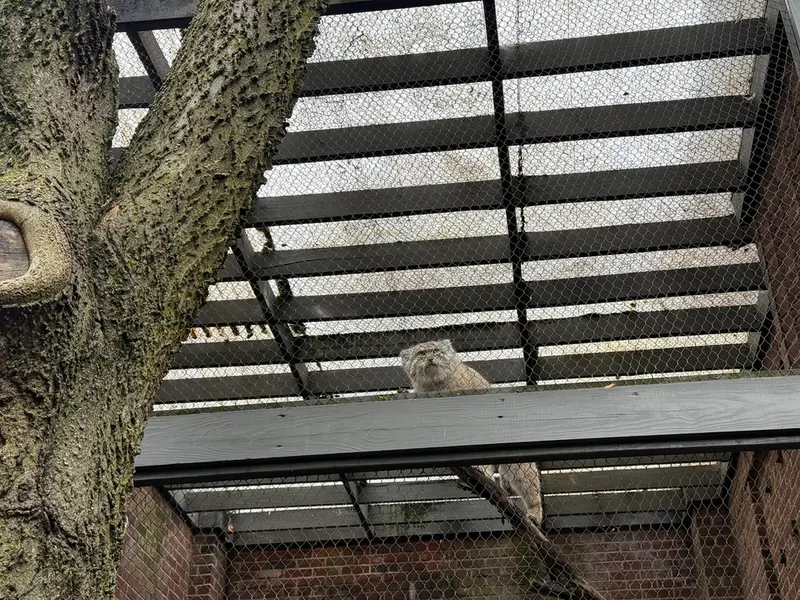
[0,199,71,307]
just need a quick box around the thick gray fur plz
[399,339,543,524]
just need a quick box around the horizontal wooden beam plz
[270,96,756,164]
[173,462,725,512]
[193,262,763,327]
[250,216,743,278]
[172,303,762,369]
[159,340,755,402]
[248,161,744,226]
[117,19,768,106]
[110,0,471,30]
[135,375,800,485]
[266,262,762,322]
[230,511,685,545]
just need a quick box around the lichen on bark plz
[0,0,327,597]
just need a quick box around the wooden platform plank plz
[135,375,800,481]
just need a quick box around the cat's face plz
[400,339,458,380]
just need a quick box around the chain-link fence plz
[119,451,800,600]
[111,0,800,596]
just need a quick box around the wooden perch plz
[450,465,608,600]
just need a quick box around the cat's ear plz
[399,347,412,360]
[438,339,454,351]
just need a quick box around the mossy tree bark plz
[0,0,326,597]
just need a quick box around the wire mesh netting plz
[119,451,800,599]
[112,0,800,596]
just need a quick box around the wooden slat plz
[544,487,715,515]
[300,322,520,362]
[506,95,755,146]
[232,505,362,531]
[516,160,746,207]
[542,462,727,494]
[181,465,722,537]
[118,76,156,108]
[301,47,492,96]
[252,235,510,278]
[174,482,352,512]
[248,161,744,226]
[111,0,472,30]
[272,96,756,164]
[161,341,754,402]
[270,263,763,322]
[233,527,368,546]
[135,375,800,481]
[273,114,496,164]
[172,339,285,369]
[304,343,754,395]
[193,299,264,326]
[249,216,742,278]
[526,262,763,309]
[531,303,764,346]
[273,282,517,322]
[157,373,299,403]
[500,19,769,78]
[177,303,760,368]
[308,358,525,395]
[248,180,503,226]
[117,20,768,105]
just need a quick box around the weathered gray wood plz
[160,342,753,401]
[500,19,768,78]
[544,511,682,530]
[172,339,285,368]
[233,526,368,546]
[249,161,743,226]
[0,220,29,281]
[271,96,755,164]
[269,263,762,322]
[248,217,743,279]
[542,462,727,495]
[174,481,352,512]
[157,372,298,403]
[118,76,156,108]
[174,303,760,368]
[230,511,686,545]
[221,485,719,534]
[111,0,472,30]
[545,487,717,515]
[117,19,768,105]
[135,375,800,480]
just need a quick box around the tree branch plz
[450,466,608,600]
[98,0,327,356]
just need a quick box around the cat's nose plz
[491,473,501,481]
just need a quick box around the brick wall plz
[116,487,227,600]
[228,527,715,600]
[730,450,800,600]
[754,27,800,369]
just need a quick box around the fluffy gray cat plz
[399,339,543,524]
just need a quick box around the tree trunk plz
[0,0,326,597]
